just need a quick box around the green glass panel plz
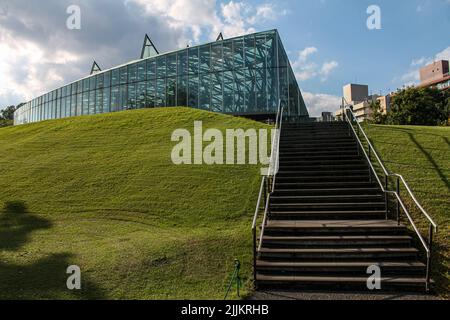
[156,78,165,107]
[137,81,146,108]
[146,59,156,80]
[137,61,146,82]
[120,67,128,85]
[188,47,199,75]
[177,76,187,107]
[199,45,210,74]
[128,83,136,109]
[146,79,155,108]
[157,56,166,79]
[96,89,103,114]
[82,91,89,115]
[177,50,188,76]
[89,91,95,114]
[166,77,176,106]
[167,54,177,77]
[111,69,119,86]
[103,87,110,113]
[211,43,223,72]
[188,75,198,108]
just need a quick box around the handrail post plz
[396,177,401,225]
[252,228,257,286]
[426,224,434,292]
[263,177,267,206]
[384,175,389,219]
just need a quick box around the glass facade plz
[14,30,308,125]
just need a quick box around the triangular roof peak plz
[90,61,102,75]
[141,34,159,59]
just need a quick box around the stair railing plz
[251,100,284,285]
[342,100,438,291]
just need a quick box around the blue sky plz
[0,0,449,116]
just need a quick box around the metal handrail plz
[342,102,438,291]
[343,104,437,230]
[251,100,284,284]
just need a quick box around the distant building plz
[320,112,334,122]
[419,60,450,91]
[352,95,380,122]
[376,95,391,115]
[339,83,380,122]
[343,84,369,104]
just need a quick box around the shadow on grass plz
[0,200,104,299]
[406,132,450,191]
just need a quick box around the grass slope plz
[364,124,449,296]
[0,108,269,300]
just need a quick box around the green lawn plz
[364,124,450,297]
[0,108,269,300]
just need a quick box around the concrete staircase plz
[255,122,429,291]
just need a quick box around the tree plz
[389,87,448,126]
[369,100,387,124]
[0,105,16,121]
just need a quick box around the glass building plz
[14,30,308,125]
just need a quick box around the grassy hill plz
[364,124,450,296]
[0,108,270,300]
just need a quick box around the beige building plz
[420,60,449,84]
[376,95,391,115]
[343,84,369,104]
[419,60,450,91]
[352,95,380,122]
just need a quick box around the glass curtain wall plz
[14,30,308,125]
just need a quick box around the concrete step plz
[256,261,425,275]
[263,220,407,236]
[261,235,413,248]
[271,194,384,202]
[255,274,429,290]
[258,247,419,260]
[270,202,386,212]
[273,188,382,196]
[269,210,386,220]
[277,169,370,177]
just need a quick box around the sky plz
[0,0,449,116]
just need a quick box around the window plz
[104,71,111,88]
[188,47,199,75]
[129,63,137,83]
[120,67,128,85]
[178,50,188,76]
[166,77,176,106]
[200,45,210,74]
[137,61,146,82]
[167,54,177,77]
[211,43,223,72]
[157,56,166,79]
[111,69,119,86]
[156,78,166,107]
[146,59,156,80]
[103,87,111,113]
[111,86,119,112]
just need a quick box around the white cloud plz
[292,47,338,82]
[298,47,318,62]
[303,91,341,117]
[319,61,339,81]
